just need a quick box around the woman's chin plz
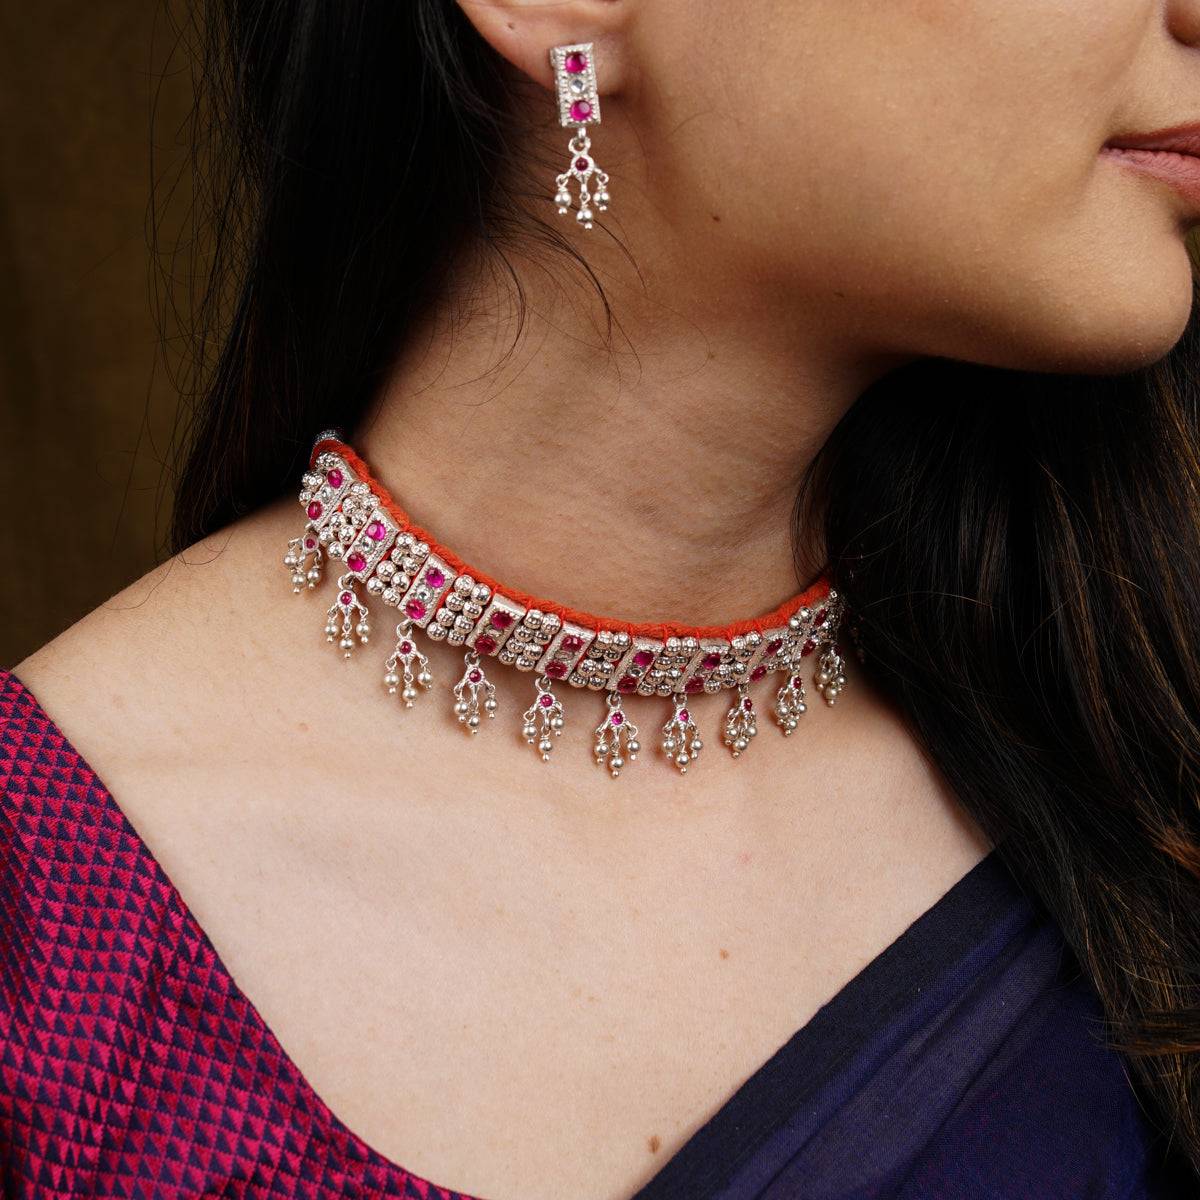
[1012,266,1195,376]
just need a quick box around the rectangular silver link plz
[573,628,633,691]
[642,636,708,697]
[369,531,429,609]
[535,621,595,683]
[395,551,455,628]
[303,453,355,531]
[324,480,377,561]
[723,631,765,686]
[467,594,526,657]
[500,607,564,672]
[741,623,797,679]
[677,637,737,696]
[341,505,399,581]
[609,636,667,695]
[428,573,494,646]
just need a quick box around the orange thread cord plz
[312,437,832,642]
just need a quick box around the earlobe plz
[456,0,628,93]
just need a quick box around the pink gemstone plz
[633,650,654,667]
[814,609,828,626]
[766,638,783,656]
[561,634,585,653]
[684,676,705,694]
[539,694,554,708]
[327,468,343,488]
[678,708,690,723]
[339,591,352,605]
[346,552,367,573]
[564,51,587,73]
[750,665,767,681]
[306,500,323,520]
[611,712,624,726]
[545,660,568,679]
[405,599,426,620]
[701,652,721,670]
[425,568,445,588]
[468,668,482,683]
[399,640,413,653]
[792,675,804,689]
[491,610,514,629]
[616,674,639,693]
[743,697,754,711]
[366,520,386,541]
[801,638,816,657]
[574,155,590,171]
[304,537,315,550]
[570,100,592,122]
[476,634,498,654]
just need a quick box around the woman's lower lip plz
[1101,146,1200,212]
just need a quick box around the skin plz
[15,2,1200,1198]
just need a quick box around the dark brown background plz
[0,2,192,666]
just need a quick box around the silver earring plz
[549,42,610,229]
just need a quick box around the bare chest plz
[104,748,990,1200]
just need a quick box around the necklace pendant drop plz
[816,642,847,704]
[723,683,757,757]
[325,574,370,658]
[773,665,808,734]
[523,674,565,761]
[594,691,640,778]
[453,651,498,733]
[284,531,323,593]
[661,692,702,773]
[384,619,432,706]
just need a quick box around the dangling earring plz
[549,42,610,229]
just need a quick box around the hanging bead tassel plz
[661,692,703,773]
[773,665,808,735]
[723,683,758,757]
[522,675,565,762]
[815,642,848,705]
[284,530,323,593]
[325,575,370,658]
[594,692,640,778]
[384,620,432,706]
[453,651,498,734]
[554,127,610,230]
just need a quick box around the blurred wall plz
[0,2,192,666]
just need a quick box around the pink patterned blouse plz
[0,668,1187,1198]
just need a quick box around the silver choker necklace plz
[284,433,852,778]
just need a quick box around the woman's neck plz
[356,246,906,625]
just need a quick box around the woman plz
[3,0,1199,1195]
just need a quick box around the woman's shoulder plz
[10,499,301,782]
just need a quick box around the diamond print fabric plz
[0,669,485,1199]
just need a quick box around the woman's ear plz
[457,0,630,94]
